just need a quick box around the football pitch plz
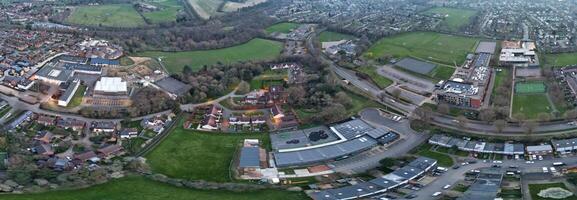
[66,4,146,27]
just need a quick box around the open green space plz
[134,39,283,74]
[66,4,146,27]
[544,52,577,67]
[515,81,546,94]
[364,32,479,66]
[295,89,387,121]
[187,0,224,20]
[413,144,453,167]
[0,176,306,200]
[146,116,271,182]
[492,68,510,96]
[67,85,87,108]
[265,22,299,34]
[356,66,393,89]
[429,65,456,80]
[318,31,355,42]
[529,182,577,200]
[141,0,183,23]
[512,93,553,119]
[422,7,478,31]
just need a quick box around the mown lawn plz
[66,4,146,27]
[529,182,577,200]
[429,65,455,80]
[0,176,307,200]
[141,0,183,23]
[364,32,479,66]
[544,52,577,67]
[512,93,553,119]
[266,22,299,34]
[422,7,478,31]
[66,85,86,108]
[318,31,355,42]
[356,66,393,89]
[146,116,271,182]
[134,39,283,74]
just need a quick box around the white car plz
[543,167,549,173]
[432,192,442,197]
[493,160,503,164]
[550,167,557,173]
[526,161,534,164]
[461,162,469,166]
[538,156,543,161]
[443,185,451,189]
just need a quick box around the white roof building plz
[94,77,127,94]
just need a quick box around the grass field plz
[544,52,577,67]
[67,85,87,108]
[529,182,577,200]
[318,31,355,42]
[134,39,283,74]
[66,4,146,27]
[0,176,307,200]
[512,93,553,119]
[146,116,271,182]
[141,0,183,23]
[356,66,393,89]
[429,65,455,80]
[515,81,546,94]
[265,22,299,34]
[413,144,453,167]
[422,7,477,31]
[186,0,224,20]
[364,32,479,66]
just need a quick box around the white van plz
[432,192,442,197]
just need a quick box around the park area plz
[512,81,556,119]
[66,4,146,27]
[544,52,577,67]
[134,38,283,74]
[318,31,355,42]
[186,0,224,20]
[529,182,577,200]
[146,115,271,182]
[422,7,478,31]
[140,0,184,24]
[0,176,306,200]
[364,32,479,66]
[265,22,300,34]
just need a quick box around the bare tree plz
[413,106,433,123]
[521,121,538,136]
[565,109,577,120]
[494,119,507,133]
[456,115,468,129]
[479,108,496,122]
[537,113,551,122]
[437,103,450,115]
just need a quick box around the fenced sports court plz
[515,81,546,94]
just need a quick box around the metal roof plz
[239,147,260,168]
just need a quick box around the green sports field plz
[0,176,307,200]
[141,0,183,23]
[364,32,479,66]
[134,39,283,74]
[146,116,271,182]
[66,4,146,27]
[544,52,577,67]
[515,81,546,94]
[422,7,478,31]
[318,31,355,42]
[265,22,300,34]
[512,93,553,119]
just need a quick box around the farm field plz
[141,0,183,23]
[187,0,224,20]
[422,7,477,31]
[265,22,300,34]
[318,31,355,42]
[146,116,271,182]
[66,4,146,27]
[134,39,283,74]
[544,52,577,67]
[222,0,268,12]
[529,182,577,200]
[364,32,479,66]
[0,176,307,200]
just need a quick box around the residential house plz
[119,128,139,139]
[97,145,124,159]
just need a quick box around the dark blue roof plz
[90,58,120,66]
[239,147,260,168]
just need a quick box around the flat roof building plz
[94,77,127,95]
[58,79,81,107]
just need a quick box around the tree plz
[413,106,433,123]
[494,119,507,133]
[521,121,538,136]
[456,115,468,129]
[334,91,353,108]
[537,113,551,122]
[513,113,526,122]
[235,81,250,95]
[391,88,402,100]
[286,86,306,107]
[565,109,577,120]
[479,108,496,122]
[437,103,450,115]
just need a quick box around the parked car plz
[432,192,442,197]
[443,185,451,189]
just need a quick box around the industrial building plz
[94,77,128,96]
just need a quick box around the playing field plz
[141,0,183,23]
[134,38,283,74]
[186,0,224,20]
[146,116,271,182]
[265,22,300,34]
[0,176,307,200]
[515,81,546,94]
[318,31,355,42]
[512,93,553,119]
[544,52,577,67]
[364,32,479,66]
[422,7,478,31]
[66,4,146,27]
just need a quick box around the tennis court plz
[515,81,546,94]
